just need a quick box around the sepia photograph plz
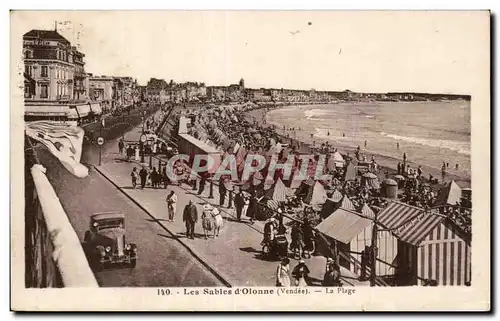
[10,10,490,311]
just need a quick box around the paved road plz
[37,145,223,287]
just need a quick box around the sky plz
[11,11,489,94]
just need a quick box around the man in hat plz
[166,190,177,222]
[139,166,148,189]
[183,200,198,239]
[218,176,227,207]
[234,189,245,221]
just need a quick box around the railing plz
[25,139,61,287]
[25,137,99,288]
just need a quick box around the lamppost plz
[139,133,146,164]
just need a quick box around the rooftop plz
[23,29,70,44]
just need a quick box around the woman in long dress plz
[276,258,291,287]
[241,195,250,221]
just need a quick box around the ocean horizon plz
[265,101,471,178]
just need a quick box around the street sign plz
[97,137,105,146]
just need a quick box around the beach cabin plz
[315,203,398,277]
[377,201,471,286]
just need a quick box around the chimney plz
[55,21,57,32]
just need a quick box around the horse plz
[201,206,224,239]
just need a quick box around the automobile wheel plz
[129,258,137,268]
[84,231,91,243]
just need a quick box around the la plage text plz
[181,288,355,296]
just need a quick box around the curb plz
[93,165,234,288]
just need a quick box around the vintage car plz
[83,212,137,270]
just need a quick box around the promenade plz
[95,122,369,287]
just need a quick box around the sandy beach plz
[243,106,471,189]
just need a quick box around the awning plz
[316,208,371,244]
[378,201,444,246]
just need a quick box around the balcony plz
[74,70,86,78]
[56,95,71,100]
[74,85,86,92]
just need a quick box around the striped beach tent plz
[265,178,287,203]
[303,181,328,206]
[378,201,471,286]
[340,196,356,211]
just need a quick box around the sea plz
[265,100,471,178]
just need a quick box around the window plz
[24,65,31,76]
[40,85,48,98]
[24,85,31,98]
[41,66,48,77]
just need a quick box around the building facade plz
[89,75,114,110]
[23,29,77,101]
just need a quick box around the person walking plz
[218,176,227,207]
[198,171,207,195]
[151,167,159,189]
[183,200,198,239]
[246,194,258,224]
[302,218,315,259]
[130,167,138,188]
[292,260,310,287]
[118,139,125,155]
[166,190,177,222]
[162,166,169,189]
[139,167,148,189]
[126,145,133,161]
[276,258,291,287]
[234,190,245,221]
[241,194,250,221]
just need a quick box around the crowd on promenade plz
[118,103,472,287]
